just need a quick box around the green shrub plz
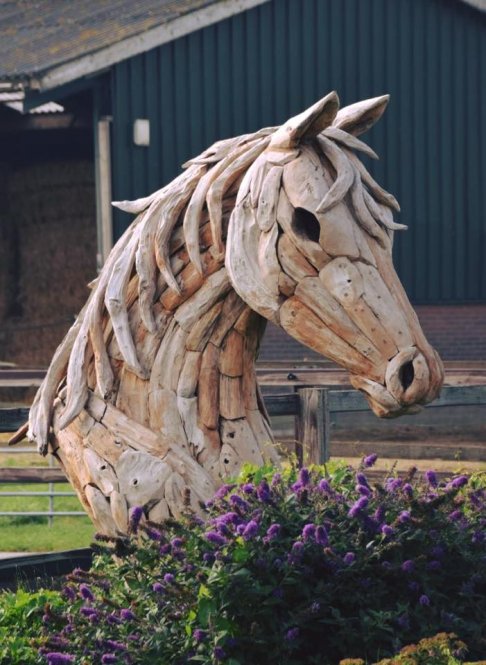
[30,461,485,664]
[0,588,62,664]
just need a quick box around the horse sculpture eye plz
[293,207,321,243]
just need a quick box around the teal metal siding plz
[110,0,485,304]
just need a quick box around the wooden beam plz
[0,468,67,483]
[295,387,330,464]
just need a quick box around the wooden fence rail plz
[2,384,485,474]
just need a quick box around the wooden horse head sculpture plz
[28,92,444,534]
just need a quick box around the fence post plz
[295,387,330,465]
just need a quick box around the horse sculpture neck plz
[27,91,443,534]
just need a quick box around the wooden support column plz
[295,387,330,465]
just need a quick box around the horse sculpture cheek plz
[26,91,444,533]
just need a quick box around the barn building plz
[0,0,484,368]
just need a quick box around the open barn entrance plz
[0,90,97,369]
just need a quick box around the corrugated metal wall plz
[110,0,485,304]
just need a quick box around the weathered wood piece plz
[295,388,330,464]
[28,91,444,531]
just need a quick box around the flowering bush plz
[340,632,470,664]
[12,462,486,663]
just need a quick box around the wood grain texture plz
[28,92,445,531]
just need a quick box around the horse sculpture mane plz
[28,91,444,534]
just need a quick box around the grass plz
[0,517,95,552]
[0,437,95,552]
[0,483,95,551]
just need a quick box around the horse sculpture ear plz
[269,91,340,149]
[332,94,389,136]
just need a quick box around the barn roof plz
[0,0,482,94]
[0,0,268,92]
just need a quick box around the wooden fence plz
[2,383,485,480]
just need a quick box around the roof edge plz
[28,0,270,92]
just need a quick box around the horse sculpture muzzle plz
[351,345,444,418]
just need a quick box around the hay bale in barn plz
[1,160,97,367]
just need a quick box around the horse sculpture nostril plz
[399,360,415,391]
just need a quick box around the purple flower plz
[171,537,184,549]
[472,530,485,544]
[343,552,356,565]
[302,524,316,542]
[315,525,329,546]
[80,607,98,618]
[285,627,300,641]
[348,496,369,518]
[356,484,371,496]
[374,505,385,522]
[193,629,206,643]
[385,477,402,493]
[62,586,76,601]
[107,613,122,625]
[299,467,311,486]
[271,473,282,486]
[401,559,414,573]
[427,560,442,571]
[214,484,234,500]
[216,511,239,526]
[129,506,144,533]
[159,543,171,555]
[145,527,161,541]
[242,520,259,540]
[356,472,369,487]
[46,654,75,665]
[397,613,410,629]
[101,656,117,664]
[425,470,438,487]
[398,510,411,523]
[205,531,227,546]
[213,646,226,660]
[381,524,394,538]
[104,640,126,651]
[79,584,94,601]
[289,541,304,561]
[451,475,468,489]
[241,483,254,494]
[229,494,249,511]
[256,481,271,503]
[120,608,136,621]
[363,453,378,468]
[310,601,320,613]
[163,573,175,584]
[291,481,304,493]
[202,552,215,564]
[419,594,430,606]
[266,523,281,540]
[408,581,420,592]
[402,483,413,497]
[430,545,445,558]
[318,479,332,493]
[449,509,463,521]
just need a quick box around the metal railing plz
[0,445,84,524]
